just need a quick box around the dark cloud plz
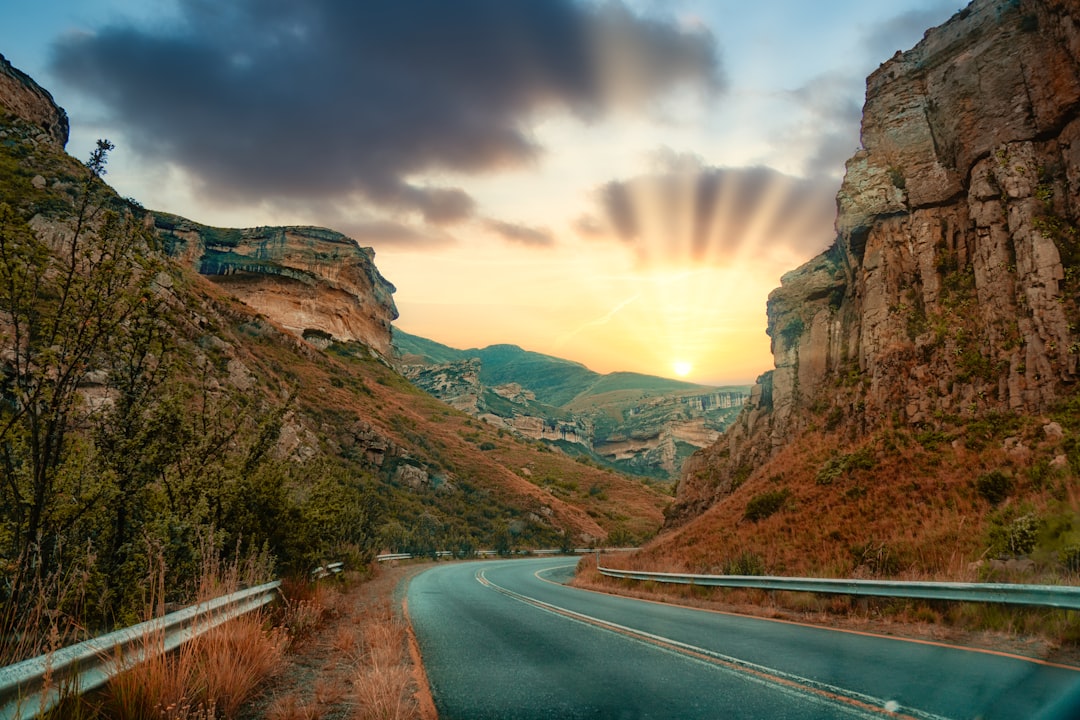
[484,219,555,248]
[594,163,837,263]
[50,0,721,220]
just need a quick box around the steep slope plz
[394,329,749,479]
[652,0,1080,579]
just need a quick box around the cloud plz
[484,219,555,248]
[572,214,607,238]
[50,0,722,220]
[591,161,837,265]
[785,72,863,179]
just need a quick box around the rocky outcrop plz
[403,360,485,413]
[157,215,398,357]
[671,0,1080,524]
[0,53,68,146]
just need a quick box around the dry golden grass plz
[265,695,321,720]
[241,566,429,720]
[101,543,286,720]
[578,421,1080,653]
[351,601,416,720]
[102,606,287,720]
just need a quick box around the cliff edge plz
[0,53,68,146]
[156,214,398,357]
[671,0,1080,524]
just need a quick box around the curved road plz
[406,558,1080,719]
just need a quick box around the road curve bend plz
[405,558,1080,719]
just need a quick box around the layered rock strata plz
[157,216,399,357]
[672,0,1080,523]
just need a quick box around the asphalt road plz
[405,557,1080,719]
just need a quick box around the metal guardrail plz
[0,581,281,720]
[596,565,1080,610]
[311,561,345,580]
[375,547,638,562]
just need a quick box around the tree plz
[0,139,161,638]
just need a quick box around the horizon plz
[1,0,963,385]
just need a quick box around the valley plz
[395,329,749,481]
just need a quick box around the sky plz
[1,0,962,385]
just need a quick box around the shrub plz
[779,317,805,349]
[988,512,1040,557]
[744,489,790,522]
[850,541,901,576]
[976,470,1013,505]
[724,551,765,576]
[816,446,876,485]
[1060,545,1080,574]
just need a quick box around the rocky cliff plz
[0,52,397,359]
[0,53,68,147]
[156,214,398,357]
[671,0,1080,523]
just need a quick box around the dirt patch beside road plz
[242,562,434,720]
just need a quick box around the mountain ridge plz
[394,328,749,480]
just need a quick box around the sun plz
[673,361,692,378]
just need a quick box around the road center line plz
[476,567,952,720]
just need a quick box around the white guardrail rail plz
[596,564,1080,610]
[0,580,281,720]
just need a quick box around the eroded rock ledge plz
[157,215,399,357]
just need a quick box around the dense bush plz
[976,470,1013,505]
[744,489,790,522]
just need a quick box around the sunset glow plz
[1,0,960,384]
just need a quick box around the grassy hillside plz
[393,328,466,365]
[644,412,1080,585]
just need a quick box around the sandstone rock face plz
[671,0,1080,524]
[0,53,68,146]
[157,216,398,357]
